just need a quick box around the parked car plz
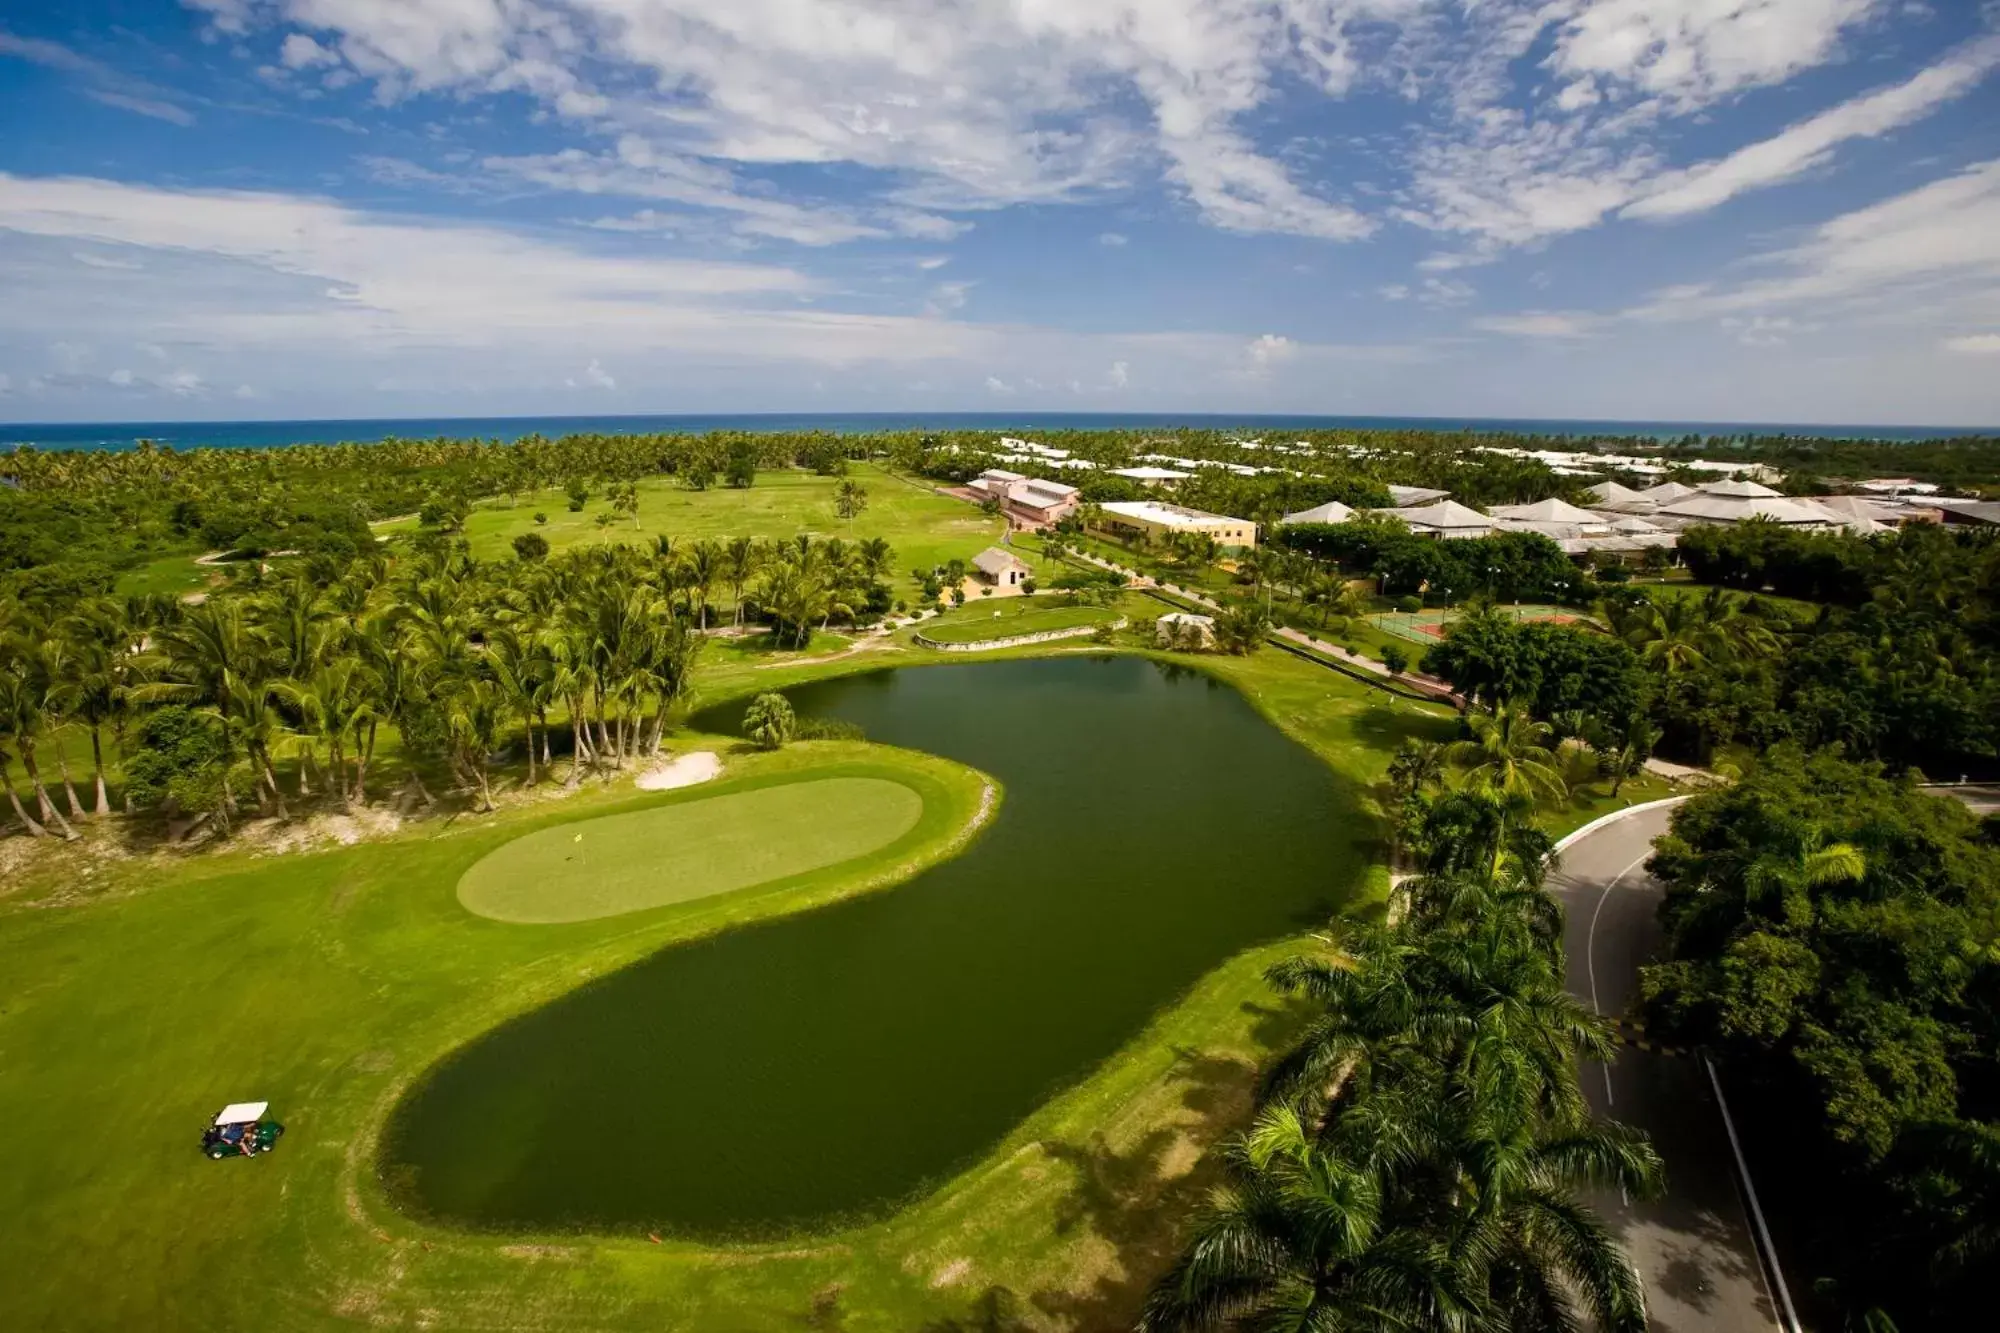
[201,1101,284,1159]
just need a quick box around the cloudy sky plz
[2,0,1998,426]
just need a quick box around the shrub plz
[533,511,548,525]
[1381,643,1410,675]
[795,716,865,742]
[1396,594,1423,613]
[742,693,796,750]
[511,532,549,562]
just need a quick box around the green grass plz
[1630,579,1824,620]
[115,552,213,598]
[7,619,1677,1331]
[458,776,925,922]
[377,464,1021,601]
[918,601,1116,645]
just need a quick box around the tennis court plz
[1369,604,1586,644]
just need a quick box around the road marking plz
[1587,851,1653,1016]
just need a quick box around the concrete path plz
[1550,804,1785,1333]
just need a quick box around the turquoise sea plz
[0,410,1992,452]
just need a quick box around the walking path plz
[1060,548,1462,702]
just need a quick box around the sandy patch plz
[930,1258,973,1288]
[635,751,721,791]
[247,806,405,856]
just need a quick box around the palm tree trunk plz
[56,746,85,820]
[354,720,376,805]
[90,725,111,817]
[2,768,49,837]
[524,720,539,787]
[262,757,289,819]
[21,747,76,838]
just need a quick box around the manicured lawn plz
[6,622,1679,1332]
[376,463,1020,601]
[918,601,1116,644]
[114,551,212,598]
[459,776,925,922]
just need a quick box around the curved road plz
[1551,803,1783,1333]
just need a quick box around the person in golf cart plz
[201,1102,284,1159]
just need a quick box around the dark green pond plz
[384,656,1370,1235]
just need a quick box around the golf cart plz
[201,1102,284,1159]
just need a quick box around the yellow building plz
[1094,500,1257,549]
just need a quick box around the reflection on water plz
[384,655,1368,1235]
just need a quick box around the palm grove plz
[0,529,899,839]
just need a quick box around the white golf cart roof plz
[214,1101,269,1126]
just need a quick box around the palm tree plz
[1743,822,1866,929]
[743,692,795,750]
[722,536,761,628]
[681,539,722,631]
[0,673,53,837]
[1449,703,1566,803]
[61,599,139,816]
[0,633,80,837]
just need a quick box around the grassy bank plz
[0,628,1668,1330]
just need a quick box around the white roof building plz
[1385,484,1452,507]
[1586,481,1652,509]
[1096,500,1258,547]
[1489,497,1608,525]
[1111,466,1193,484]
[1281,500,1356,525]
[1653,493,1844,529]
[1639,481,1702,504]
[1388,499,1494,539]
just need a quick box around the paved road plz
[1550,804,1783,1333]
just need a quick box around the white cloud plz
[984,374,1015,393]
[0,29,196,124]
[1625,37,2000,220]
[1380,277,1475,306]
[1943,333,2000,354]
[1474,311,1600,339]
[1247,333,1297,365]
[1550,0,1889,112]
[567,358,616,389]
[925,280,973,315]
[279,32,339,70]
[483,140,961,246]
[1099,232,1128,247]
[1722,315,1804,346]
[1627,159,2000,324]
[233,383,257,398]
[1106,359,1130,388]
[184,0,1382,243]
[916,255,950,270]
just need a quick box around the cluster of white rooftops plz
[1280,477,1934,555]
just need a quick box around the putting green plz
[458,777,926,923]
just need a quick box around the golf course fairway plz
[458,777,925,923]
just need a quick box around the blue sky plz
[2,0,1998,426]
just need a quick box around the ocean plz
[0,411,1992,452]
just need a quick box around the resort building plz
[972,547,1033,588]
[1110,466,1193,486]
[1652,481,1849,530]
[1156,612,1216,648]
[1384,484,1452,507]
[1094,500,1258,548]
[1488,498,1612,535]
[1585,480,1651,509]
[970,470,1081,524]
[1280,500,1355,525]
[1385,499,1495,540]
